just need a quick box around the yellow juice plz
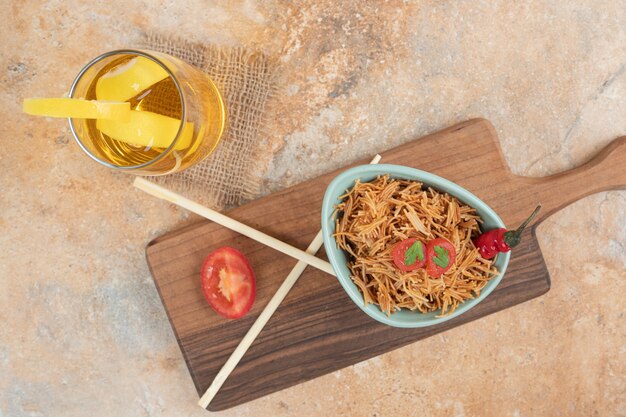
[69,51,226,175]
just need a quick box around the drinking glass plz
[69,49,226,175]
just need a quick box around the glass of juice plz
[68,49,226,175]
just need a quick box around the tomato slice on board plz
[200,247,256,319]
[392,238,426,272]
[425,238,457,278]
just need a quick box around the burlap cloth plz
[137,34,279,209]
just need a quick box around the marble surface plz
[2,1,625,416]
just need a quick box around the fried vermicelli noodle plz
[334,175,498,317]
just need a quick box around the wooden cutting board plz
[145,119,625,411]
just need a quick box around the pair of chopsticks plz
[133,154,381,409]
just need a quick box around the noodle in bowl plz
[321,164,510,328]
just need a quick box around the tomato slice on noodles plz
[392,238,426,272]
[425,238,456,278]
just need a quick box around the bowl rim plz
[321,163,510,328]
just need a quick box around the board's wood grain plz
[145,119,626,411]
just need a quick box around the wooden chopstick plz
[197,154,382,409]
[133,177,335,275]
[198,229,324,408]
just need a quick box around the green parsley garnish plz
[405,241,424,266]
[433,245,450,268]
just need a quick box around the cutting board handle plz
[511,135,626,226]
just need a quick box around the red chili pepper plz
[474,205,541,259]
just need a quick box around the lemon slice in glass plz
[23,98,130,120]
[96,110,193,150]
[96,56,169,102]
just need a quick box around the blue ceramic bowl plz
[321,164,510,328]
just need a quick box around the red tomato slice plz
[425,238,457,277]
[392,238,426,272]
[200,247,256,319]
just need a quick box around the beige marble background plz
[2,1,625,416]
